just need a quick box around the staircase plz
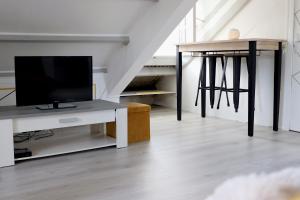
[104,0,198,99]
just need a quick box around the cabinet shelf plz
[14,126,116,161]
[137,65,176,77]
[120,90,175,97]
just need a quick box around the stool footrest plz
[225,88,249,93]
[197,87,248,93]
[197,86,223,91]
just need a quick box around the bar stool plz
[217,53,249,112]
[195,53,230,109]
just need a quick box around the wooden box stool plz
[106,102,151,144]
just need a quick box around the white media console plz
[0,100,128,168]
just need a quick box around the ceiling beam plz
[0,33,130,44]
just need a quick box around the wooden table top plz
[177,38,287,52]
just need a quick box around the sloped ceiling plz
[0,0,156,71]
[0,0,153,34]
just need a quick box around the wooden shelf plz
[120,90,175,97]
[14,126,116,161]
[137,65,176,77]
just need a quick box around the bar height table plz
[176,39,285,137]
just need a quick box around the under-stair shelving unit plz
[121,65,176,97]
[120,57,176,104]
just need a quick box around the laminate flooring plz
[1,107,300,200]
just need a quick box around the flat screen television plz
[15,56,93,109]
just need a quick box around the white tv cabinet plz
[0,100,128,168]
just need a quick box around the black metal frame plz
[176,46,182,121]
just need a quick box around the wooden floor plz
[1,107,300,200]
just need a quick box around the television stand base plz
[36,103,77,110]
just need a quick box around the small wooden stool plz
[106,102,151,144]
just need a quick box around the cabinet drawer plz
[13,110,115,133]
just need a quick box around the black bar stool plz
[217,53,249,112]
[195,53,230,109]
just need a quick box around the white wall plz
[0,42,121,71]
[155,0,290,128]
[0,77,15,106]
[154,8,194,57]
[0,41,121,106]
[0,72,106,107]
[216,0,288,40]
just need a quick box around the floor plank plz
[1,107,300,200]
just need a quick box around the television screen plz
[15,56,93,107]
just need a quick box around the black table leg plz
[233,56,242,112]
[209,57,217,108]
[248,41,257,137]
[273,42,282,131]
[201,55,207,118]
[176,46,182,121]
[195,52,206,106]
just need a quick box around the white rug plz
[205,168,300,200]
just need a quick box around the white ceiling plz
[0,0,153,34]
